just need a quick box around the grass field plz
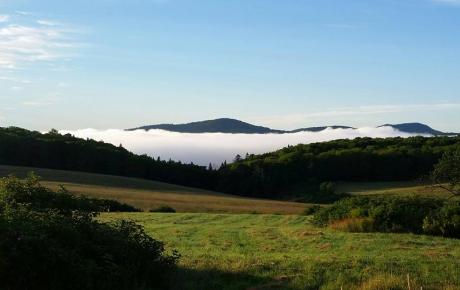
[2,164,459,289]
[101,212,460,290]
[0,165,307,214]
[1,164,454,214]
[337,181,452,198]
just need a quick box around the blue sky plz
[0,0,459,131]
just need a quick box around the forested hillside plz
[0,127,215,189]
[216,136,460,197]
[1,127,459,199]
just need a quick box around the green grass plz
[0,165,307,214]
[337,181,454,199]
[3,164,459,288]
[101,212,460,290]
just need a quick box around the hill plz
[0,165,307,214]
[0,126,216,190]
[2,126,460,200]
[127,118,284,134]
[289,125,354,133]
[217,136,460,197]
[128,118,450,135]
[379,122,445,135]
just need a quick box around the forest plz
[217,136,460,197]
[1,126,459,199]
[0,127,214,189]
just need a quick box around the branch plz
[434,183,460,199]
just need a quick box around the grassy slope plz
[101,212,460,290]
[337,181,453,198]
[0,165,307,214]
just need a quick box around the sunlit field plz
[0,165,307,214]
[101,212,460,290]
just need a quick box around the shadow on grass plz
[172,267,297,290]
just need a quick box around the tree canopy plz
[1,126,459,199]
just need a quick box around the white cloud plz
[0,17,80,69]
[37,20,60,26]
[0,76,31,83]
[60,127,429,166]
[15,11,31,16]
[0,15,9,23]
[21,100,54,107]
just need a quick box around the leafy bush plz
[312,196,460,237]
[320,181,336,195]
[150,205,176,213]
[431,149,460,197]
[303,204,321,215]
[423,203,460,238]
[0,176,178,290]
[299,181,350,204]
[0,174,140,213]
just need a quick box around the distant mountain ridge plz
[128,118,452,135]
[290,125,355,133]
[378,123,444,135]
[128,118,284,134]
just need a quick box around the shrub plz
[150,205,176,213]
[0,176,178,290]
[0,174,140,213]
[423,202,460,238]
[312,196,460,237]
[320,181,337,195]
[301,182,349,204]
[303,204,321,215]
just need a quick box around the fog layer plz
[60,127,428,166]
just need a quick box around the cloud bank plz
[60,127,429,166]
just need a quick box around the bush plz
[303,204,321,215]
[300,181,349,204]
[0,176,178,290]
[150,205,176,213]
[423,203,460,238]
[0,174,140,213]
[312,196,460,237]
[320,181,336,195]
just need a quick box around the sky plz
[1,0,460,131]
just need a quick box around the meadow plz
[0,165,307,214]
[2,165,460,289]
[336,181,451,198]
[101,212,460,290]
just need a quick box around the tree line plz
[1,127,459,198]
[217,136,460,197]
[0,127,216,189]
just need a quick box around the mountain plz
[290,125,355,133]
[379,123,445,135]
[129,118,451,135]
[128,118,284,134]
